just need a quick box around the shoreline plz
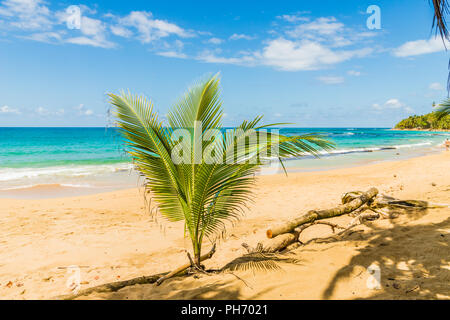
[390,128,450,132]
[1,147,446,200]
[2,127,448,200]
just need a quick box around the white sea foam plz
[0,163,133,183]
[0,140,440,188]
[395,141,432,148]
[305,141,436,157]
[0,183,100,191]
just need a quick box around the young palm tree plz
[109,74,334,267]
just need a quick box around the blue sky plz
[0,0,449,127]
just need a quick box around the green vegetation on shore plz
[395,101,450,130]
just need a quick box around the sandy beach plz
[0,152,449,300]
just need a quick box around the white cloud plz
[75,104,94,116]
[260,38,372,71]
[118,11,192,43]
[372,98,413,113]
[79,16,103,36]
[347,70,361,76]
[77,5,97,16]
[24,31,63,43]
[393,37,448,57]
[331,36,353,47]
[287,17,344,37]
[385,99,403,108]
[157,51,187,59]
[0,105,21,114]
[276,14,309,23]
[0,3,116,48]
[156,39,186,58]
[317,76,344,84]
[356,32,378,39]
[197,50,255,65]
[0,0,52,30]
[36,106,49,115]
[195,16,374,71]
[1,4,193,49]
[279,16,380,51]
[198,32,372,71]
[429,82,444,90]
[207,37,223,45]
[35,106,65,116]
[229,33,254,40]
[110,25,132,38]
[0,5,381,72]
[66,16,115,48]
[66,36,114,48]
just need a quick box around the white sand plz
[0,152,449,299]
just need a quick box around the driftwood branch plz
[266,188,379,238]
[58,273,167,300]
[309,221,346,233]
[258,232,299,253]
[155,244,216,286]
[57,244,217,299]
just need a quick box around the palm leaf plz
[431,0,450,41]
[430,0,450,93]
[435,98,450,119]
[109,73,335,266]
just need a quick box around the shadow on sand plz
[73,204,449,300]
[322,207,449,299]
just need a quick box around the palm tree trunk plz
[195,253,201,267]
[193,240,202,267]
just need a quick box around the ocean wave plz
[0,163,133,182]
[309,141,435,157]
[0,183,100,191]
[395,141,433,148]
[0,140,439,183]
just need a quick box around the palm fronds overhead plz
[431,0,450,41]
[435,98,450,119]
[109,74,334,267]
[430,0,450,94]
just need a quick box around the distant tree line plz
[395,109,450,130]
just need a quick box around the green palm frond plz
[435,98,450,119]
[109,73,334,266]
[431,0,450,41]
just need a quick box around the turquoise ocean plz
[0,127,448,198]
